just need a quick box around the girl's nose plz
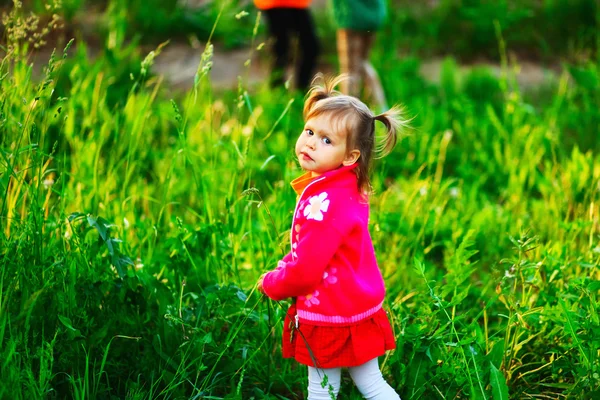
[306,136,317,149]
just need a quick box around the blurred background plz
[3,0,598,90]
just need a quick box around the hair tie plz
[374,113,391,131]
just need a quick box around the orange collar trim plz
[290,172,316,196]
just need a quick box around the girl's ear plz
[342,149,361,166]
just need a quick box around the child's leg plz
[348,358,400,400]
[336,29,362,97]
[291,8,319,91]
[307,366,342,400]
[359,33,387,111]
[264,8,290,87]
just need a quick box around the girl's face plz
[295,114,360,177]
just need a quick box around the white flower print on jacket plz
[261,165,387,326]
[304,192,330,221]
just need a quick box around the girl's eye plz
[306,129,314,136]
[323,137,331,145]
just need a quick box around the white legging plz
[307,358,401,399]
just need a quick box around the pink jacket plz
[262,164,386,326]
[253,0,311,10]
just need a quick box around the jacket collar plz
[290,164,358,196]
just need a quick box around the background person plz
[253,0,320,91]
[332,0,388,109]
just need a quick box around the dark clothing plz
[264,8,320,91]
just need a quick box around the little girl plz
[258,75,404,399]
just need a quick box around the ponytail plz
[303,74,348,119]
[373,105,409,158]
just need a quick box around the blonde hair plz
[303,74,408,193]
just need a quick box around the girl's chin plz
[298,159,326,176]
[298,159,314,169]
[299,166,321,176]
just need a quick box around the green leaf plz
[487,340,504,368]
[112,254,133,278]
[201,332,213,344]
[236,290,247,302]
[87,214,108,241]
[58,315,83,338]
[587,280,600,292]
[58,315,76,331]
[489,362,509,400]
[68,212,86,222]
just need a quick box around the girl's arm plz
[256,251,292,294]
[281,251,293,263]
[261,221,344,300]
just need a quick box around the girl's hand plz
[257,273,267,294]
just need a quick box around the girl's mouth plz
[300,152,313,161]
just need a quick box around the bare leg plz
[336,29,362,97]
[360,33,387,110]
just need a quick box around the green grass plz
[1,2,600,399]
[387,0,598,62]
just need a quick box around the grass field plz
[1,1,599,399]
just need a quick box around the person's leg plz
[308,366,342,400]
[336,29,362,97]
[359,33,387,110]
[264,8,290,87]
[291,8,320,91]
[348,358,400,400]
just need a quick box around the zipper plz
[290,176,326,259]
[289,312,299,343]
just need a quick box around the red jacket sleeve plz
[262,220,344,300]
